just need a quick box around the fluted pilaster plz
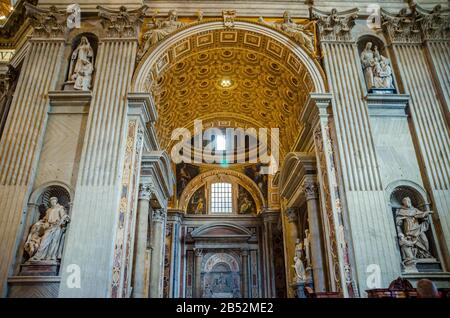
[0,37,65,296]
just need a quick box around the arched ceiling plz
[147,28,317,156]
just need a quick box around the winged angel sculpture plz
[97,5,147,37]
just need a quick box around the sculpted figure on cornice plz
[259,11,315,52]
[24,3,67,38]
[311,8,358,41]
[139,10,185,59]
[98,5,147,38]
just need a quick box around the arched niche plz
[18,182,72,268]
[387,181,442,272]
[179,169,265,214]
[63,32,98,91]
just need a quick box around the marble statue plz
[24,197,70,262]
[140,10,185,57]
[259,11,314,52]
[69,36,94,91]
[395,197,433,269]
[360,41,394,91]
[292,239,307,283]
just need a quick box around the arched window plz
[211,182,233,213]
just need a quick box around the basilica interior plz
[0,0,449,298]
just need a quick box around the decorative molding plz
[24,3,67,38]
[97,5,147,38]
[311,7,358,42]
[194,248,203,257]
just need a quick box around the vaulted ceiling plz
[148,28,316,156]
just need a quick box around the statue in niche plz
[395,197,434,270]
[24,197,70,262]
[292,240,306,283]
[360,41,395,91]
[139,10,185,58]
[68,36,94,91]
[259,11,315,52]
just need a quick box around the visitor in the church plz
[416,279,440,298]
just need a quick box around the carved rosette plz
[311,8,358,41]
[381,8,422,44]
[301,179,319,201]
[286,207,298,223]
[152,209,166,223]
[24,3,68,38]
[97,5,147,38]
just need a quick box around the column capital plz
[152,209,166,223]
[381,7,422,44]
[24,3,68,39]
[138,181,155,201]
[194,248,203,257]
[301,178,319,201]
[311,7,358,42]
[286,207,299,223]
[241,249,249,257]
[97,5,147,38]
[415,4,450,41]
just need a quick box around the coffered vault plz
[132,22,326,157]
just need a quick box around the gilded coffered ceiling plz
[148,28,316,157]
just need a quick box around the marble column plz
[193,248,203,298]
[0,11,66,295]
[285,207,299,244]
[301,178,326,292]
[132,183,153,298]
[149,209,166,298]
[241,249,249,298]
[261,210,278,297]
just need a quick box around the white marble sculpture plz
[24,197,70,262]
[360,41,394,91]
[259,11,314,52]
[395,197,433,271]
[140,10,185,57]
[292,239,307,283]
[69,36,94,91]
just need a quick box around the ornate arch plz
[132,21,326,93]
[179,169,265,212]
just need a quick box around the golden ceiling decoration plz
[0,0,12,19]
[148,28,316,158]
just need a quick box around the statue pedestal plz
[291,280,313,298]
[369,88,396,95]
[20,260,60,276]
